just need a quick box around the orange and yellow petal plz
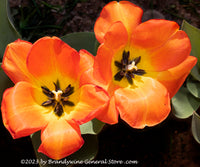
[131,21,191,72]
[67,84,109,124]
[131,19,179,50]
[1,81,49,139]
[155,56,197,98]
[94,1,143,43]
[27,37,80,83]
[96,96,119,124]
[148,30,191,71]
[80,68,105,88]
[2,39,32,83]
[103,21,128,50]
[114,77,170,128]
[94,22,128,84]
[94,45,114,85]
[79,49,94,76]
[38,119,84,160]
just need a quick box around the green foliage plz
[172,21,200,118]
[172,87,200,119]
[182,20,200,67]
[80,118,105,135]
[61,32,99,55]
[172,20,200,145]
[190,64,200,82]
[192,110,200,144]
[186,76,200,98]
[0,0,21,59]
[0,66,14,103]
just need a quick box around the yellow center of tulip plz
[114,50,146,85]
[41,80,75,117]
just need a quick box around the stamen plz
[62,85,74,97]
[53,80,60,91]
[114,61,123,69]
[133,56,141,65]
[41,86,54,98]
[62,96,69,102]
[135,69,146,75]
[54,103,63,117]
[122,51,130,65]
[126,73,133,85]
[41,82,75,117]
[41,99,55,106]
[114,50,146,84]
[114,71,124,81]
[63,84,71,94]
[62,101,75,106]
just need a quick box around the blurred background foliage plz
[9,0,200,42]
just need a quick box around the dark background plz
[1,0,200,166]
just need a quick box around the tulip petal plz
[38,119,84,160]
[27,37,80,82]
[155,56,197,98]
[115,77,170,128]
[80,71,119,124]
[1,81,49,139]
[96,96,119,124]
[148,30,191,71]
[79,49,94,75]
[67,84,109,124]
[131,19,179,50]
[103,21,128,50]
[94,21,128,84]
[131,20,188,72]
[94,1,143,43]
[94,45,113,84]
[80,68,104,87]
[2,39,32,83]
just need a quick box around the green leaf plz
[172,86,200,119]
[61,32,98,55]
[186,76,200,98]
[80,118,105,135]
[0,0,21,58]
[191,110,200,144]
[31,131,98,167]
[0,66,14,103]
[190,64,200,82]
[181,20,200,67]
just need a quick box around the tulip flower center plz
[41,80,74,117]
[114,50,146,85]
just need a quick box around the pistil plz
[52,90,62,102]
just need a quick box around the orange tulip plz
[81,1,197,128]
[1,37,109,160]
